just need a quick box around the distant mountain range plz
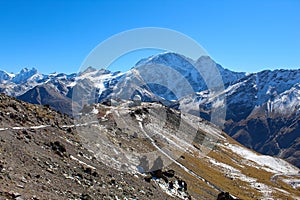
[0,52,299,168]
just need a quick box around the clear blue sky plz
[0,0,299,74]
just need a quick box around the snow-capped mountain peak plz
[0,70,12,82]
[135,52,195,67]
[132,52,246,100]
[11,67,40,84]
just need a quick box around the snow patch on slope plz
[223,143,299,174]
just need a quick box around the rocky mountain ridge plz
[0,94,299,199]
[0,94,181,199]
[0,52,299,169]
[180,68,300,167]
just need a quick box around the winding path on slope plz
[0,121,100,132]
[137,121,223,193]
[0,119,223,194]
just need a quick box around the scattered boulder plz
[163,169,175,178]
[50,141,66,156]
[83,167,98,177]
[81,193,93,200]
[109,177,116,185]
[177,179,187,191]
[150,169,168,183]
[217,192,237,200]
[0,164,3,172]
[168,181,174,189]
[144,175,152,183]
[8,191,21,198]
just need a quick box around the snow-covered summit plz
[177,67,300,168]
[0,70,12,82]
[132,52,245,100]
[182,68,300,121]
[11,67,40,84]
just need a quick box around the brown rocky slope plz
[0,94,299,199]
